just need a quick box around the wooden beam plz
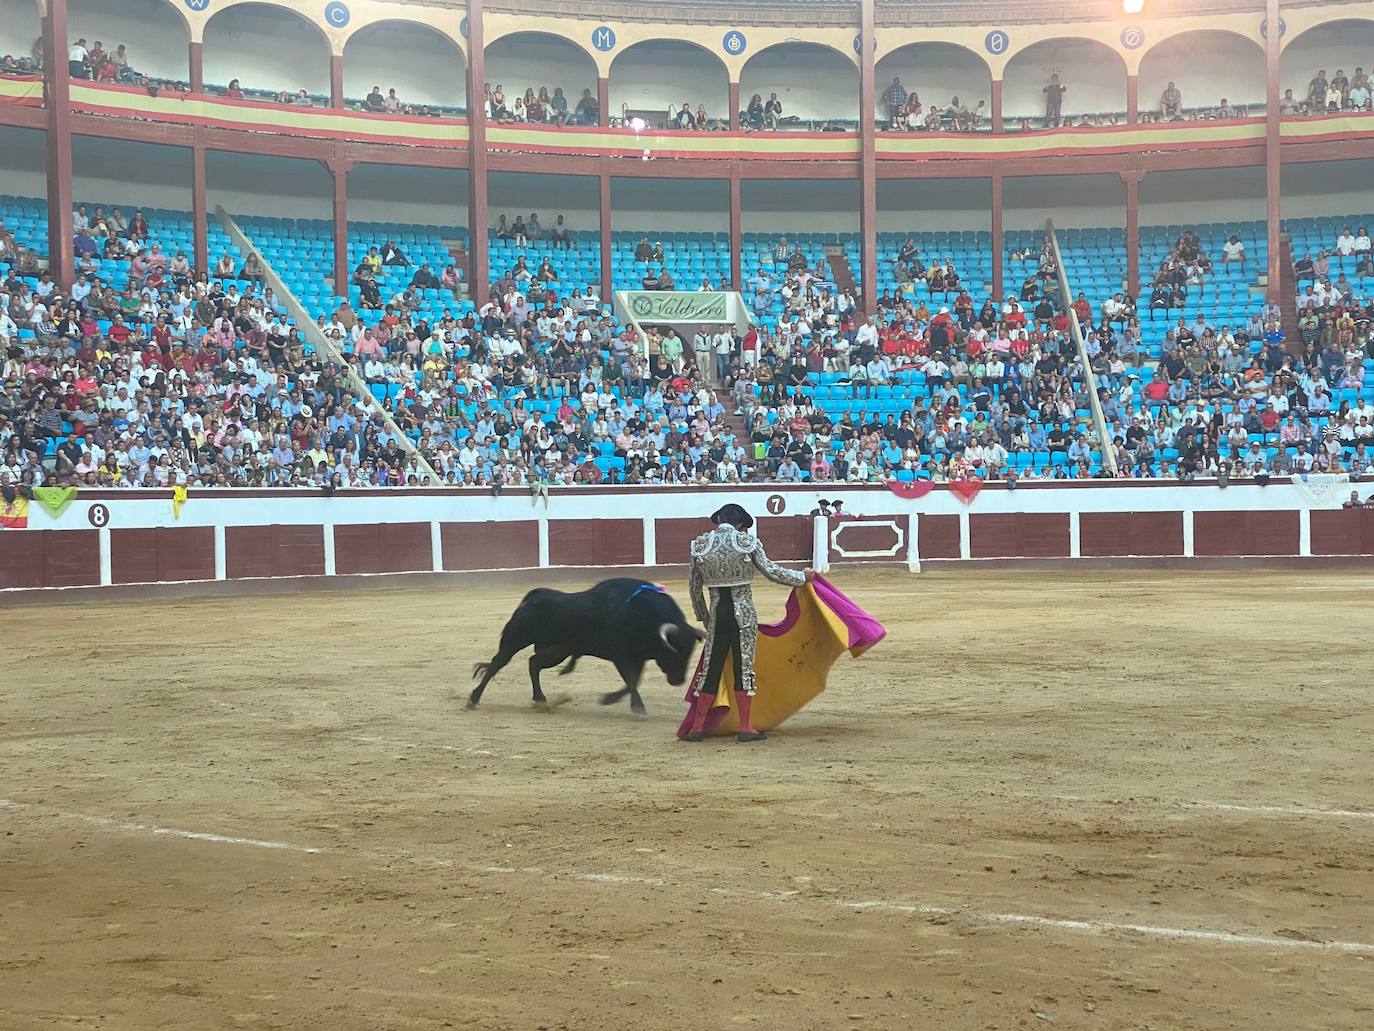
[599,171,612,303]
[1265,0,1282,304]
[990,172,1003,303]
[43,0,73,289]
[465,0,489,303]
[730,167,741,291]
[1120,169,1144,297]
[858,0,876,314]
[329,156,352,299]
[330,54,344,109]
[192,143,207,274]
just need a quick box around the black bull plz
[468,578,704,714]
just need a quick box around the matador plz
[683,503,813,742]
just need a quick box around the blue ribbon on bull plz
[628,583,668,602]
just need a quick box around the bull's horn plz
[659,622,676,647]
[691,626,705,641]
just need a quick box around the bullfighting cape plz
[675,574,885,737]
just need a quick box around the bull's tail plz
[557,657,579,677]
[472,661,494,681]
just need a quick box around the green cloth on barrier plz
[31,487,77,518]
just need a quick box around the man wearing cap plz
[682,503,814,743]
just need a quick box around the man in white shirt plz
[1221,235,1246,270]
[692,324,712,370]
[854,315,879,353]
[712,328,733,382]
[1336,228,1357,256]
[866,354,890,387]
[68,39,89,79]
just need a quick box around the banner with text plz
[615,291,747,332]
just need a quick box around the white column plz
[430,520,444,572]
[323,523,336,576]
[906,514,921,573]
[642,516,656,566]
[1182,511,1195,558]
[537,517,550,568]
[98,527,112,586]
[1298,508,1312,558]
[812,515,830,573]
[213,525,226,580]
[958,510,971,560]
[1068,511,1081,559]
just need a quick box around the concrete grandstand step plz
[824,244,858,309]
[441,237,470,297]
[1277,236,1301,355]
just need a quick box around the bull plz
[468,578,703,715]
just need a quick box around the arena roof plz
[392,0,1358,28]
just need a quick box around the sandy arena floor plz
[1,568,1372,1030]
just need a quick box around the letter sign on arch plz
[1120,25,1145,50]
[984,30,1010,57]
[183,0,210,10]
[592,26,616,52]
[323,1,350,29]
[722,31,746,57]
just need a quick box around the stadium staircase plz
[442,235,470,299]
[1276,235,1302,354]
[824,244,858,311]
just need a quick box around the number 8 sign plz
[984,30,1009,56]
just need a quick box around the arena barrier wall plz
[2,480,1372,593]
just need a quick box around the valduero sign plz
[624,291,729,322]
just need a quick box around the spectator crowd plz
[6,194,1374,491]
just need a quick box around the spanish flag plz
[0,495,29,529]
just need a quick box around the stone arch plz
[1139,29,1266,115]
[70,0,192,84]
[609,38,729,128]
[1003,37,1127,125]
[343,19,466,112]
[484,30,598,122]
[1280,18,1374,111]
[873,42,991,123]
[203,1,331,100]
[739,42,858,126]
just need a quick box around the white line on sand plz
[1051,795,1374,821]
[0,799,323,854]
[4,798,1372,956]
